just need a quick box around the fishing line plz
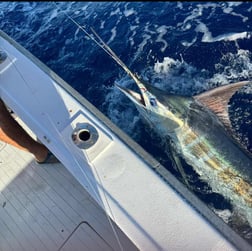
[52,2,141,85]
[0,48,99,247]
[4,42,123,250]
[7,48,103,204]
[51,2,127,249]
[44,111,124,251]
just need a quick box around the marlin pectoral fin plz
[172,151,191,189]
[166,138,192,189]
[194,81,251,132]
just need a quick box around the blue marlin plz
[84,28,252,226]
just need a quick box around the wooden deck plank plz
[0,180,57,251]
[0,186,38,250]
[0,142,137,251]
[32,158,118,232]
[28,152,136,249]
[0,163,64,249]
[12,162,71,233]
[27,165,121,249]
[0,193,21,251]
[0,160,53,250]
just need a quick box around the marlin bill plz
[117,79,252,225]
[80,27,252,227]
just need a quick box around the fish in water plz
[119,79,252,225]
[80,27,252,226]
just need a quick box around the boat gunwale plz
[0,29,251,251]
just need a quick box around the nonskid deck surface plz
[0,140,138,251]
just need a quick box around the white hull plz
[0,30,250,250]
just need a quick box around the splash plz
[211,49,252,84]
[152,56,210,95]
[103,77,142,139]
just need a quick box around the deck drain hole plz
[72,123,99,149]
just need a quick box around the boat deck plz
[0,129,137,251]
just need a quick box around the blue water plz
[1,1,252,244]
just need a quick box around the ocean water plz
[0,1,252,245]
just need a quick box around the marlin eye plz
[150,97,157,107]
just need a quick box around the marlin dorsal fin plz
[194,81,251,131]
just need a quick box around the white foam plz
[81,5,88,11]
[184,23,192,31]
[110,7,121,16]
[48,7,60,22]
[156,25,169,53]
[129,25,138,46]
[211,49,252,85]
[195,22,212,42]
[151,56,209,95]
[107,27,117,44]
[150,48,250,96]
[135,16,140,25]
[182,4,204,25]
[177,2,183,10]
[195,21,251,43]
[154,57,177,74]
[181,37,197,47]
[178,1,249,44]
[20,2,35,12]
[74,27,80,37]
[212,209,232,224]
[179,2,217,27]
[223,2,248,22]
[104,78,141,139]
[100,20,105,29]
[132,22,155,61]
[133,33,151,61]
[124,8,135,17]
[211,32,251,42]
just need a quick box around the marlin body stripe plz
[80,27,252,226]
[177,122,252,206]
[118,76,252,223]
